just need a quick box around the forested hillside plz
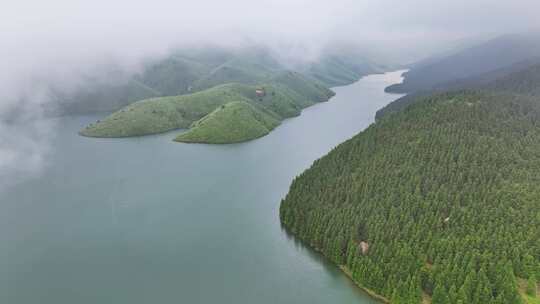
[280,90,540,303]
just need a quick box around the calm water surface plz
[1,71,404,304]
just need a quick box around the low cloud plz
[1,0,539,189]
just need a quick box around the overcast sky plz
[2,0,539,103]
[1,0,539,189]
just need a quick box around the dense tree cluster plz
[280,91,540,303]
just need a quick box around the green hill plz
[174,101,280,144]
[192,64,268,91]
[79,83,254,137]
[271,71,335,102]
[303,55,383,87]
[76,46,380,144]
[57,46,382,115]
[304,57,361,86]
[280,90,540,303]
[80,73,334,142]
[133,55,214,96]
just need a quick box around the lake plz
[0,70,404,304]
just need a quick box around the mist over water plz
[1,1,539,303]
[1,0,539,188]
[0,71,403,303]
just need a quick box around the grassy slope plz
[77,47,367,143]
[245,83,315,118]
[174,101,280,144]
[524,295,540,304]
[80,73,334,141]
[519,278,540,304]
[80,83,252,137]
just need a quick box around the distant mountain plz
[484,62,540,96]
[301,54,385,87]
[79,72,334,143]
[385,33,540,94]
[377,58,540,120]
[54,46,384,115]
[52,79,160,115]
[190,47,284,91]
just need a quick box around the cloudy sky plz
[2,0,539,101]
[1,0,539,189]
[3,0,540,69]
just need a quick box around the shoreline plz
[339,265,390,303]
[281,225,390,304]
[279,70,407,304]
[78,89,337,143]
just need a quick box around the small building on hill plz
[255,88,266,97]
[359,241,369,255]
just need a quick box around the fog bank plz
[1,0,539,189]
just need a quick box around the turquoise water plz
[1,71,404,304]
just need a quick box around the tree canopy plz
[280,90,540,303]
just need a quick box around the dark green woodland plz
[280,86,540,302]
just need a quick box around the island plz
[78,46,384,144]
[80,72,334,143]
